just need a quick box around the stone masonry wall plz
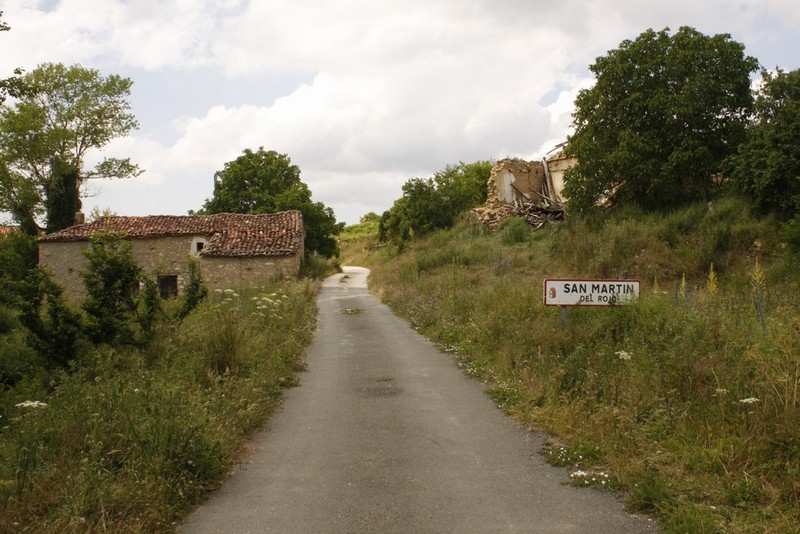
[472,159,546,228]
[39,236,301,302]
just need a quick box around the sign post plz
[544,279,640,308]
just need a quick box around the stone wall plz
[39,235,302,302]
[492,159,547,205]
[472,159,545,228]
[471,155,575,228]
[545,149,575,202]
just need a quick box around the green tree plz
[728,69,800,219]
[0,11,23,107]
[379,160,491,242]
[0,63,140,234]
[177,259,208,320]
[359,212,380,224]
[200,147,344,258]
[0,230,38,309]
[81,232,142,345]
[433,161,491,217]
[17,267,84,368]
[564,27,759,212]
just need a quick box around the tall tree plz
[0,11,23,107]
[564,27,759,212]
[200,147,344,258]
[0,63,141,234]
[379,160,491,242]
[728,69,800,219]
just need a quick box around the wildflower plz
[16,400,48,409]
[616,350,632,361]
[739,397,760,404]
[714,388,729,396]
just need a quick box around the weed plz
[362,198,800,531]
[0,279,317,532]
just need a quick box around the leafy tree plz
[728,69,800,219]
[177,259,208,320]
[379,160,491,242]
[81,232,142,345]
[0,230,38,308]
[17,267,84,368]
[360,212,381,224]
[0,11,23,107]
[564,27,759,212]
[0,63,140,234]
[200,147,344,258]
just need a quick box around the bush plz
[499,216,530,244]
[0,279,318,532]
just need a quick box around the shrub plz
[81,232,142,345]
[499,216,530,244]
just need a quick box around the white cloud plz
[3,0,800,225]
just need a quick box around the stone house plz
[38,211,304,301]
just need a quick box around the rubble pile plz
[471,158,566,229]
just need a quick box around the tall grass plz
[0,280,317,532]
[366,198,799,533]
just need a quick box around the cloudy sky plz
[2,0,799,224]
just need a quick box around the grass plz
[360,197,800,533]
[0,280,318,533]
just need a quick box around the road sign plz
[544,279,640,306]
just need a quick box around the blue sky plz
[2,0,799,224]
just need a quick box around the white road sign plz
[544,279,640,306]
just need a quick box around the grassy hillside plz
[353,197,799,533]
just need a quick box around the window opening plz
[158,275,178,299]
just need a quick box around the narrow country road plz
[180,266,657,533]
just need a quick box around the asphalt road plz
[179,266,658,533]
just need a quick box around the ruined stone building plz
[472,148,576,228]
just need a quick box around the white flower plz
[739,397,760,404]
[616,350,632,361]
[16,400,48,409]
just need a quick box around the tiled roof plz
[38,211,304,257]
[0,225,21,237]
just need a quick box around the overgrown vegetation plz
[198,147,345,259]
[379,161,492,243]
[565,26,758,213]
[362,197,799,533]
[0,229,318,531]
[338,212,382,267]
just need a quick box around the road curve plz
[180,266,657,533]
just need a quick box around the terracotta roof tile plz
[38,211,304,257]
[0,225,21,237]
